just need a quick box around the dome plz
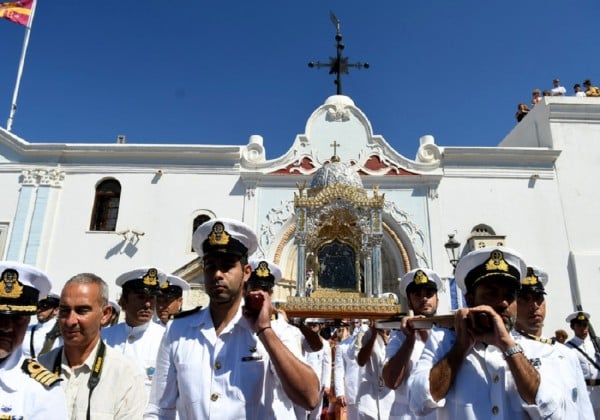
[310,159,363,189]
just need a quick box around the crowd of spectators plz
[516,78,600,123]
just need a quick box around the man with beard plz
[515,266,593,418]
[409,247,566,419]
[0,261,67,418]
[40,273,146,418]
[565,311,600,417]
[102,267,167,397]
[23,292,60,358]
[155,274,190,326]
[382,268,443,419]
[146,218,319,419]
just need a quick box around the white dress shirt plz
[304,337,332,420]
[355,329,395,420]
[408,330,566,419]
[145,304,306,420]
[384,328,442,420]
[567,335,600,417]
[516,335,594,420]
[334,334,363,420]
[0,347,68,419]
[102,320,165,396]
[40,339,147,419]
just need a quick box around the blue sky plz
[1,1,599,159]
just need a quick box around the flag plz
[0,0,32,26]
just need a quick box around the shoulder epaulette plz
[173,306,202,319]
[21,358,62,388]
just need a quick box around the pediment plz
[240,95,442,177]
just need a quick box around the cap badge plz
[577,313,587,321]
[142,268,159,287]
[413,270,429,285]
[208,222,230,246]
[523,267,539,285]
[0,269,24,298]
[160,280,170,289]
[256,261,271,278]
[485,250,509,273]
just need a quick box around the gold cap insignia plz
[256,261,271,278]
[143,268,159,287]
[485,250,509,273]
[0,269,24,298]
[577,313,587,321]
[160,280,170,289]
[523,267,539,285]
[208,222,230,246]
[413,270,429,285]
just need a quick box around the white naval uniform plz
[269,315,306,419]
[515,334,594,419]
[304,336,332,420]
[355,329,394,420]
[101,320,165,397]
[0,347,68,419]
[383,328,443,420]
[566,335,600,418]
[334,334,363,420]
[145,304,306,420]
[22,318,59,358]
[408,330,567,419]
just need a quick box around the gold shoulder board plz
[21,358,62,388]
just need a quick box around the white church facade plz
[0,94,598,334]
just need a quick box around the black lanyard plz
[567,341,600,371]
[29,324,38,358]
[54,340,106,420]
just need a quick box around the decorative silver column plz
[372,235,383,297]
[295,207,308,297]
[365,253,373,297]
[296,238,306,297]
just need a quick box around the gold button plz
[210,393,218,401]
[493,375,499,383]
[492,406,499,415]
[214,361,222,370]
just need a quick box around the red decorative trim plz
[358,155,417,176]
[269,156,316,174]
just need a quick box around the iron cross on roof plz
[330,140,341,162]
[308,11,369,95]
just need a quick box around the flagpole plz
[6,0,38,132]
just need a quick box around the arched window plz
[191,214,211,251]
[90,179,121,231]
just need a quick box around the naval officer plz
[382,268,444,419]
[408,247,567,419]
[514,266,593,418]
[565,310,600,418]
[0,261,67,418]
[146,218,319,419]
[22,292,60,358]
[102,267,167,397]
[155,274,190,326]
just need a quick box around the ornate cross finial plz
[330,140,341,162]
[308,11,369,95]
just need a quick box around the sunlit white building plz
[0,94,598,333]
